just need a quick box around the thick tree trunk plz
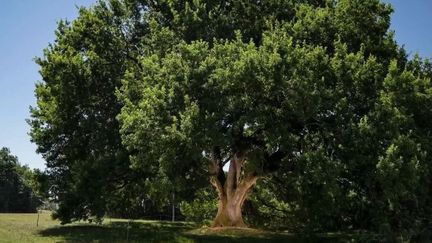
[209,148,258,228]
[213,197,246,227]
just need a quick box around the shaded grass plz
[38,220,197,242]
[0,212,381,242]
[185,227,381,243]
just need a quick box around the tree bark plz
[209,149,258,227]
[212,177,256,227]
[212,196,246,227]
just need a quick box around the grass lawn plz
[0,212,378,242]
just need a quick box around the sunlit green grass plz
[0,212,61,242]
[0,212,196,243]
[0,212,378,242]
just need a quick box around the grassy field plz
[0,212,378,242]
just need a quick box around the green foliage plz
[0,147,42,213]
[29,1,148,223]
[180,187,217,224]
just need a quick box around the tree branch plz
[209,146,226,197]
[236,173,258,206]
[210,177,225,199]
[255,194,290,214]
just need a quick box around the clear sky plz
[0,0,431,169]
[385,0,432,57]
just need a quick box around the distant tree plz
[0,147,41,213]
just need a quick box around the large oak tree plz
[117,0,431,228]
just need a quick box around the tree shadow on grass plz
[184,232,367,243]
[38,221,195,242]
[185,234,306,243]
[38,221,378,243]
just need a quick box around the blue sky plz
[0,0,431,169]
[385,0,432,57]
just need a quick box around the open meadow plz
[0,212,378,242]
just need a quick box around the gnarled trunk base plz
[209,149,259,228]
[212,199,246,227]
